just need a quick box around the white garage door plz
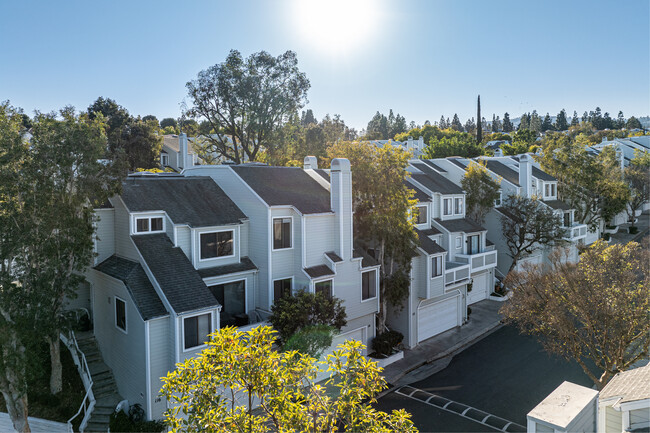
[468,272,488,305]
[417,296,460,343]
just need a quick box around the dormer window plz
[454,198,463,214]
[135,216,164,233]
[200,230,234,260]
[416,205,428,224]
[161,153,169,167]
[443,198,452,216]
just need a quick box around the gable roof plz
[600,364,650,404]
[434,217,486,233]
[447,158,468,170]
[132,234,218,314]
[415,228,446,255]
[532,166,557,182]
[197,257,258,279]
[232,166,332,214]
[304,264,335,279]
[94,255,168,321]
[421,159,447,173]
[484,160,520,186]
[314,169,330,181]
[409,164,464,195]
[544,200,572,211]
[121,177,247,227]
[406,180,431,202]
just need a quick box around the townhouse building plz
[79,157,380,421]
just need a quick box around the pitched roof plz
[314,169,330,181]
[132,234,218,314]
[232,166,332,214]
[532,166,557,182]
[495,206,522,223]
[415,229,446,255]
[600,364,650,404]
[94,256,168,321]
[544,200,572,211]
[304,264,335,278]
[484,160,520,186]
[197,257,258,279]
[325,251,343,263]
[410,169,464,195]
[121,177,247,227]
[434,217,486,233]
[447,158,468,170]
[353,247,379,268]
[421,159,447,173]
[406,180,431,202]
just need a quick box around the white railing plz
[445,262,470,286]
[562,223,588,241]
[455,250,498,273]
[60,331,95,433]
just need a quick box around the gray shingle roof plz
[484,160,520,186]
[197,257,258,279]
[434,217,486,233]
[421,159,447,173]
[415,229,446,255]
[410,170,464,195]
[532,166,557,182]
[121,177,247,227]
[232,166,332,214]
[94,256,168,321]
[304,264,335,278]
[353,247,380,268]
[406,180,431,202]
[447,158,468,170]
[600,364,650,403]
[325,252,343,263]
[132,234,218,314]
[544,200,572,211]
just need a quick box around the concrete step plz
[88,361,111,376]
[85,421,109,433]
[92,406,116,416]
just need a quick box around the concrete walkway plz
[610,210,649,244]
[381,299,504,388]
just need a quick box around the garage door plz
[468,272,488,305]
[417,296,460,343]
[317,327,366,381]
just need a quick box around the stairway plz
[75,332,123,433]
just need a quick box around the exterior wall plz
[192,224,242,270]
[303,215,337,267]
[604,406,622,433]
[566,398,597,433]
[88,270,147,410]
[176,226,191,258]
[110,198,139,260]
[330,259,379,326]
[240,221,249,257]
[95,208,115,264]
[339,313,375,355]
[176,308,220,364]
[148,316,171,421]
[271,208,302,293]
[65,281,91,313]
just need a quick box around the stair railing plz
[61,331,96,433]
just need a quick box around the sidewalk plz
[380,299,504,389]
[610,210,649,244]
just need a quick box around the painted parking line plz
[396,385,526,433]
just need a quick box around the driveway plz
[376,325,598,432]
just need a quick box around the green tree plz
[626,116,642,129]
[423,134,485,158]
[624,150,650,228]
[476,95,482,142]
[615,111,625,129]
[301,108,317,126]
[501,241,650,389]
[518,113,530,130]
[501,129,536,155]
[87,97,131,146]
[555,109,569,131]
[438,115,447,129]
[461,161,501,223]
[529,110,541,132]
[499,194,565,273]
[541,113,553,132]
[160,117,178,129]
[450,114,463,132]
[327,142,417,334]
[464,117,476,135]
[570,110,579,127]
[161,326,417,433]
[178,118,199,136]
[502,112,513,132]
[592,107,603,130]
[142,114,159,124]
[186,50,310,163]
[118,119,163,171]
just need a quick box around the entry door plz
[467,235,480,255]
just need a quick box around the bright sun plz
[293,0,380,56]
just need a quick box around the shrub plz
[372,330,403,356]
[282,324,337,358]
[629,226,639,234]
[109,406,165,433]
[602,233,611,241]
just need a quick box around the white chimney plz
[407,136,413,151]
[418,136,424,151]
[494,148,503,157]
[179,133,188,169]
[519,154,532,197]
[330,158,353,260]
[303,156,318,170]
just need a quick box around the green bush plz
[282,324,337,358]
[629,226,639,234]
[372,330,403,356]
[109,409,165,433]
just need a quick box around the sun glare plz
[293,0,380,56]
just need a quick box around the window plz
[315,280,332,298]
[135,216,164,234]
[467,235,480,255]
[161,153,169,166]
[362,270,377,300]
[431,256,442,277]
[115,297,126,332]
[183,313,211,350]
[443,198,452,216]
[551,184,556,196]
[273,278,292,301]
[454,198,463,214]
[545,184,550,197]
[273,218,292,249]
[564,212,571,227]
[209,280,245,327]
[416,206,428,224]
[494,191,502,207]
[455,236,462,249]
[200,231,233,259]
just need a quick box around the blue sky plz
[1,0,648,130]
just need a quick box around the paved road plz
[376,325,598,432]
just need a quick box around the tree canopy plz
[462,161,501,224]
[624,150,650,227]
[501,241,650,389]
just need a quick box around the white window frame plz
[454,197,463,215]
[431,255,442,278]
[455,236,462,249]
[443,198,452,216]
[207,278,247,319]
[314,279,334,297]
[198,229,235,262]
[132,214,165,235]
[272,276,294,302]
[361,269,378,302]
[161,153,169,166]
[545,183,550,197]
[494,191,502,207]
[114,296,127,334]
[272,217,293,251]
[416,205,428,225]
[182,311,213,353]
[551,183,556,197]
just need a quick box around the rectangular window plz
[315,280,332,298]
[551,184,556,196]
[545,184,550,197]
[151,217,163,231]
[443,198,452,216]
[183,313,211,350]
[273,218,292,249]
[135,216,164,234]
[455,236,462,249]
[362,270,377,300]
[454,198,463,214]
[161,154,169,166]
[431,256,442,277]
[273,278,292,301]
[115,297,126,332]
[467,235,480,255]
[494,191,502,207]
[564,212,571,227]
[200,231,233,259]
[416,206,428,224]
[209,280,245,327]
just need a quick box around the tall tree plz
[87,97,131,146]
[615,111,625,129]
[529,110,541,132]
[451,113,463,132]
[160,117,177,129]
[186,50,310,163]
[592,107,603,129]
[570,111,579,127]
[118,119,163,170]
[499,194,565,273]
[518,113,530,130]
[501,241,650,389]
[300,109,317,126]
[464,117,476,135]
[461,161,501,224]
[476,95,482,142]
[439,115,447,129]
[502,112,513,132]
[541,113,553,132]
[555,109,569,131]
[624,151,650,229]
[327,141,417,334]
[626,116,642,129]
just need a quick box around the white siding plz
[148,317,171,421]
[95,208,115,264]
[630,408,650,428]
[176,226,191,259]
[111,198,139,260]
[304,215,337,267]
[271,209,299,290]
[239,222,249,258]
[605,406,622,433]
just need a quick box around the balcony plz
[455,250,498,274]
[445,261,471,286]
[562,223,588,242]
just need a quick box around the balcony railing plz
[455,249,498,273]
[562,223,588,241]
[445,261,471,286]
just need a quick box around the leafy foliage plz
[422,133,485,158]
[372,330,403,356]
[624,150,650,227]
[501,241,650,388]
[364,109,408,140]
[282,324,338,359]
[161,326,417,433]
[501,129,536,155]
[461,161,501,224]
